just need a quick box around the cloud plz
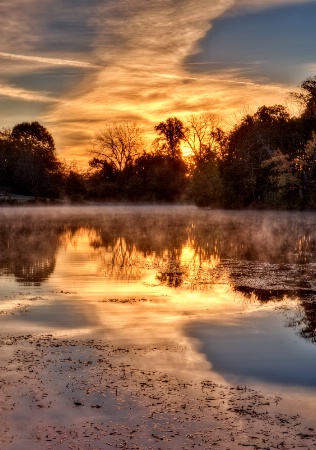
[0,82,56,103]
[47,2,291,151]
[0,0,98,54]
[302,63,316,77]
[1,0,312,166]
[228,0,313,14]
[0,52,98,68]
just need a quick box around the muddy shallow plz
[1,206,316,449]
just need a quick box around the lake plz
[1,205,316,448]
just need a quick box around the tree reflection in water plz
[295,299,316,343]
[0,220,60,285]
[87,210,316,346]
[235,285,316,344]
[1,208,316,342]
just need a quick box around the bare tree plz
[91,122,144,172]
[184,113,225,163]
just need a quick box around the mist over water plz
[1,205,316,288]
[1,205,316,397]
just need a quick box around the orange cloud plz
[36,0,311,167]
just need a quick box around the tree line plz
[1,75,316,208]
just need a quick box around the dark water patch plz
[186,312,316,388]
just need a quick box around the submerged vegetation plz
[2,75,316,208]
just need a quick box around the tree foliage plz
[154,117,185,159]
[291,75,316,119]
[221,104,303,206]
[263,133,316,208]
[12,121,55,151]
[0,122,62,198]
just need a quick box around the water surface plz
[1,205,316,416]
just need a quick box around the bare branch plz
[91,122,144,171]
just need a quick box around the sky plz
[0,0,316,167]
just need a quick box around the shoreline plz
[0,333,315,450]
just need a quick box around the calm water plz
[1,205,316,413]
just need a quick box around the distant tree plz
[0,122,62,198]
[91,122,144,172]
[222,105,299,206]
[154,117,186,159]
[262,150,299,207]
[63,162,87,201]
[184,114,226,164]
[0,128,17,190]
[290,75,316,120]
[190,159,224,207]
[263,132,316,208]
[87,157,120,199]
[125,152,188,202]
[289,75,316,145]
[12,121,58,171]
[0,128,13,143]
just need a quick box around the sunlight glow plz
[181,144,194,158]
[1,0,311,166]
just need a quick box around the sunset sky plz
[1,0,315,167]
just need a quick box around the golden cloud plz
[39,0,309,166]
[0,82,56,103]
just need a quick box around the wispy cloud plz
[46,0,296,164]
[0,82,56,103]
[1,0,312,165]
[228,0,313,15]
[0,52,98,68]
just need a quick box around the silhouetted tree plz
[222,105,300,206]
[0,122,62,198]
[154,117,186,159]
[290,75,316,147]
[125,152,188,202]
[64,168,87,201]
[87,158,120,199]
[11,121,58,170]
[263,132,316,208]
[190,159,224,207]
[184,114,226,164]
[0,128,17,191]
[291,75,316,120]
[91,122,144,172]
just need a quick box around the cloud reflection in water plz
[1,206,316,387]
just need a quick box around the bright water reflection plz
[1,206,316,393]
